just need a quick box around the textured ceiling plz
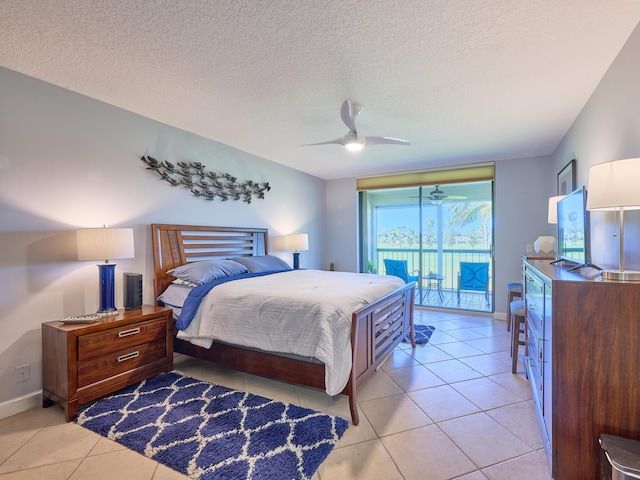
[1,1,639,180]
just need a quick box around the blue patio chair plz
[383,259,419,284]
[457,261,490,307]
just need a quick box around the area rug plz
[404,324,435,345]
[76,371,349,480]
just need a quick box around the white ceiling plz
[1,2,639,180]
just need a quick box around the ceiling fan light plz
[427,186,448,205]
[345,141,364,151]
[343,131,364,151]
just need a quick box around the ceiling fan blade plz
[364,136,411,146]
[306,101,407,151]
[340,100,357,132]
[301,138,344,147]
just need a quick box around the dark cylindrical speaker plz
[123,272,143,311]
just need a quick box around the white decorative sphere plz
[534,236,557,256]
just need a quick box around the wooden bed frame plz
[151,223,415,425]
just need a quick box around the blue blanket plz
[174,271,277,330]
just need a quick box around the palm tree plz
[447,202,492,248]
[423,218,436,248]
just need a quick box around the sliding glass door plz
[359,181,494,312]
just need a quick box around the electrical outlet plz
[526,243,534,253]
[15,364,30,382]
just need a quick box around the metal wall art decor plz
[140,156,271,204]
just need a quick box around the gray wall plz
[325,178,358,272]
[493,156,555,310]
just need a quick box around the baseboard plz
[0,390,42,420]
[494,312,507,321]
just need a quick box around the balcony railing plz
[374,247,493,311]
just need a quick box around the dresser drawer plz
[77,339,167,387]
[526,322,544,407]
[525,299,543,340]
[526,324,542,374]
[524,272,544,317]
[78,317,167,361]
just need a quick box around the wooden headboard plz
[151,224,269,299]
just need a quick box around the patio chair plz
[383,259,419,284]
[457,261,490,307]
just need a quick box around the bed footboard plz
[347,282,415,425]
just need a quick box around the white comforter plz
[176,269,405,395]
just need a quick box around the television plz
[557,186,590,268]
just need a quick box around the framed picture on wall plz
[557,159,576,195]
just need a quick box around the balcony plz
[375,247,493,312]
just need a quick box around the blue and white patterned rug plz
[76,371,349,480]
[404,324,436,345]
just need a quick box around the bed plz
[152,223,415,425]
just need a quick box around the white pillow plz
[167,259,249,284]
[158,284,192,308]
[172,278,198,287]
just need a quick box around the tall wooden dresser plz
[522,259,640,479]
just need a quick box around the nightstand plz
[42,305,173,421]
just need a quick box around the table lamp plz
[284,233,308,270]
[587,158,640,281]
[548,195,566,224]
[77,227,135,313]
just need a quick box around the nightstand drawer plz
[77,339,167,387]
[78,317,167,361]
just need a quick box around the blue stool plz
[506,282,522,331]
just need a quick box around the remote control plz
[60,314,101,324]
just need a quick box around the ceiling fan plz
[302,100,410,151]
[425,186,467,205]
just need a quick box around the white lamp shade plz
[284,233,309,252]
[548,195,566,224]
[587,158,640,211]
[77,228,135,262]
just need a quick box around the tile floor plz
[419,290,492,312]
[0,309,552,480]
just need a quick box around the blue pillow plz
[229,255,291,273]
[167,259,249,284]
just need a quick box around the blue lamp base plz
[97,263,118,313]
[292,252,300,270]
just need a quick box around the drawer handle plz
[117,351,140,363]
[118,327,141,338]
[538,339,543,363]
